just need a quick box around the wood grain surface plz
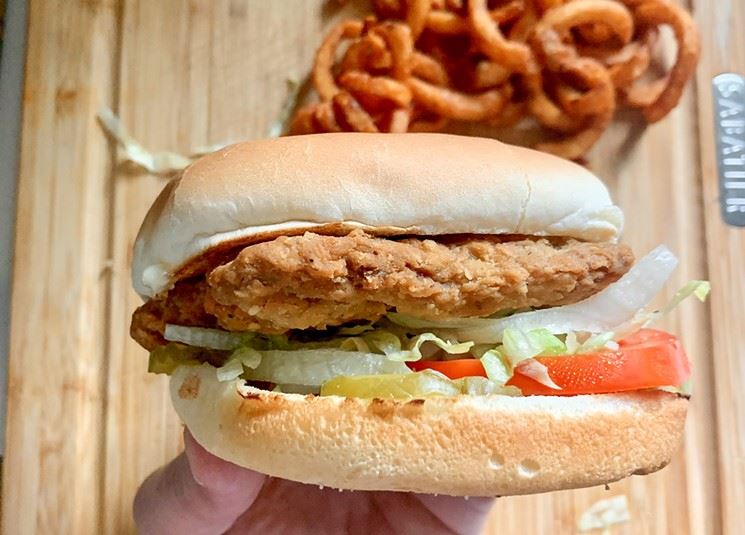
[693,1,745,533]
[2,1,742,534]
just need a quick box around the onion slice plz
[164,324,244,350]
[449,245,678,343]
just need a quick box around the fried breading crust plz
[131,231,633,349]
[206,231,633,331]
[130,278,216,350]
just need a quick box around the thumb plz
[133,429,266,535]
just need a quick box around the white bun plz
[171,365,687,496]
[132,134,623,298]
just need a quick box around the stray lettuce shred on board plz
[578,495,630,532]
[97,80,302,175]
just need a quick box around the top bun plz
[132,133,623,298]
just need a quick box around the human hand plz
[134,430,494,535]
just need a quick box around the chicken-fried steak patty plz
[130,278,216,351]
[131,231,633,350]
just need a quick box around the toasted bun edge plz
[170,364,687,496]
[132,134,623,297]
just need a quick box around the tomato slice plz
[407,358,486,379]
[508,329,690,395]
[407,329,690,396]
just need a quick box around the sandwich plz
[130,133,707,496]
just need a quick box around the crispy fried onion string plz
[292,0,699,160]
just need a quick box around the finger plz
[133,430,266,535]
[415,494,495,535]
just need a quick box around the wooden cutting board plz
[2,1,743,533]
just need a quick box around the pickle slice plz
[148,344,203,374]
[320,370,461,399]
[244,349,410,386]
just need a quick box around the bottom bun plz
[170,364,688,496]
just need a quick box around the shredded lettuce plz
[485,328,567,390]
[231,346,262,369]
[623,279,712,333]
[502,329,543,361]
[479,350,511,386]
[339,337,372,352]
[159,325,471,383]
[216,358,244,382]
[693,281,711,301]
[502,328,566,361]
[577,332,617,353]
[454,376,522,396]
[337,324,376,335]
[663,280,711,313]
[475,327,631,391]
[518,360,561,390]
[659,378,693,396]
[163,324,470,363]
[384,333,473,362]
[364,331,404,356]
[164,325,311,351]
[215,346,263,382]
[564,331,580,354]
